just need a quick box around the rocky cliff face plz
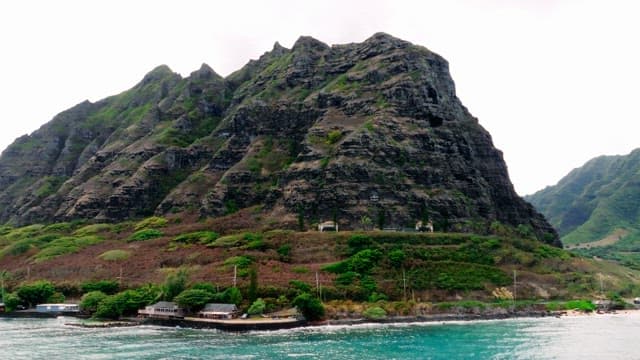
[0,33,559,245]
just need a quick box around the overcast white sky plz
[1,0,638,195]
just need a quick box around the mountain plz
[0,33,557,245]
[526,149,640,267]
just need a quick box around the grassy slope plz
[526,149,640,268]
[0,216,639,302]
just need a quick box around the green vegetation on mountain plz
[0,33,557,246]
[526,149,640,268]
[0,219,638,310]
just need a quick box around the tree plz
[48,292,66,303]
[289,280,312,294]
[191,282,217,294]
[93,295,121,319]
[93,289,154,319]
[247,298,266,316]
[293,293,324,321]
[80,291,108,313]
[162,268,188,301]
[248,267,258,302]
[174,289,213,313]
[388,249,405,268]
[349,249,382,274]
[3,293,21,312]
[222,287,242,306]
[16,280,56,308]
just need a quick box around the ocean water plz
[1,314,639,359]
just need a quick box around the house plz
[198,303,238,319]
[0,303,5,312]
[138,301,184,319]
[35,303,80,313]
[318,221,339,232]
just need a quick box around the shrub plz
[80,291,108,313]
[363,306,387,320]
[128,229,163,242]
[322,260,350,274]
[247,298,266,316]
[73,223,113,236]
[32,235,103,262]
[3,292,21,312]
[347,234,372,254]
[224,256,253,269]
[173,231,219,245]
[335,271,359,286]
[566,300,596,312]
[388,249,406,267]
[293,293,324,321]
[134,217,168,231]
[349,249,382,274]
[246,238,266,251]
[325,130,343,145]
[81,280,119,295]
[99,250,131,261]
[208,234,243,248]
[289,280,312,293]
[292,266,309,274]
[277,244,292,261]
[43,222,73,233]
[368,292,388,302]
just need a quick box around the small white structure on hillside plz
[416,220,434,233]
[138,301,184,319]
[318,221,339,232]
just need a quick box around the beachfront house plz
[35,303,80,313]
[0,303,5,312]
[198,303,238,319]
[138,301,184,319]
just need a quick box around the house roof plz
[148,301,179,309]
[201,303,237,313]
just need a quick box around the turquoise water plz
[1,314,639,359]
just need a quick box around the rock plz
[0,33,558,245]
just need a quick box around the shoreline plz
[3,308,638,332]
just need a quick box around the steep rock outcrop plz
[0,33,558,245]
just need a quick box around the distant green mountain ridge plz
[526,149,640,268]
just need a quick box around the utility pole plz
[403,268,407,302]
[233,265,237,287]
[513,269,517,308]
[315,271,320,298]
